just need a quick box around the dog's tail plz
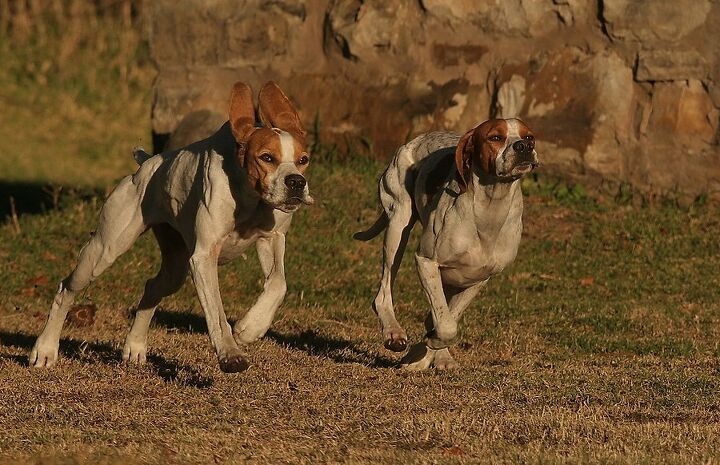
[353,212,389,241]
[132,146,153,165]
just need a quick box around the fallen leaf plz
[509,272,532,282]
[67,304,97,327]
[26,275,48,287]
[539,273,559,281]
[20,287,35,297]
[580,277,594,286]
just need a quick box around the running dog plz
[30,81,312,373]
[355,118,538,370]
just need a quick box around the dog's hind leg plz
[233,233,286,344]
[372,167,416,352]
[30,177,148,368]
[123,224,190,364]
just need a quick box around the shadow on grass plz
[0,330,212,388]
[266,329,396,368]
[0,181,104,221]
[146,309,396,368]
[0,181,55,219]
[152,308,208,334]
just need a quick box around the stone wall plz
[150,0,720,200]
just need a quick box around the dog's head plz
[455,118,538,193]
[229,81,313,213]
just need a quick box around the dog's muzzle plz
[509,139,538,175]
[284,174,306,206]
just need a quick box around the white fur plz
[358,122,538,370]
[30,122,304,372]
[277,129,295,163]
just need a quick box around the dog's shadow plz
[0,330,212,388]
[152,308,396,368]
[152,308,207,334]
[265,329,396,368]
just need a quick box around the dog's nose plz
[284,174,306,190]
[513,140,527,153]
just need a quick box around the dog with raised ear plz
[30,81,312,373]
[355,118,538,370]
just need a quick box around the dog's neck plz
[457,170,523,234]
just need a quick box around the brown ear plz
[229,81,256,143]
[258,81,306,142]
[454,128,475,194]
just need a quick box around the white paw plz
[29,342,59,368]
[122,338,147,364]
[233,321,266,345]
[433,348,460,370]
[399,344,460,371]
[400,343,435,371]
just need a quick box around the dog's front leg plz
[415,254,457,349]
[401,254,456,370]
[233,233,287,344]
[189,249,249,373]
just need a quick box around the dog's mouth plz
[271,193,314,213]
[510,161,538,175]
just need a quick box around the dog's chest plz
[217,210,291,265]
[218,232,260,265]
[432,210,523,287]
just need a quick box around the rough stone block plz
[635,50,709,82]
[602,0,711,43]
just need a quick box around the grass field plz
[1,6,720,464]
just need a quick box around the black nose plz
[513,140,526,153]
[285,174,306,190]
[513,139,535,153]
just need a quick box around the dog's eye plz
[259,153,274,163]
[524,134,535,141]
[488,135,504,142]
[297,155,309,165]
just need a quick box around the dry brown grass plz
[1,3,719,463]
[1,164,719,464]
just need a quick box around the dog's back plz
[354,131,460,241]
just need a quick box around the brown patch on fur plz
[292,137,310,173]
[243,128,284,195]
[227,81,309,197]
[455,119,511,192]
[454,129,475,194]
[474,119,509,175]
[258,82,307,144]
[229,83,256,145]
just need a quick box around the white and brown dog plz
[30,81,312,373]
[355,118,538,370]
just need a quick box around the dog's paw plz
[29,343,59,368]
[383,328,408,352]
[400,343,435,370]
[218,350,250,373]
[122,338,147,364]
[232,321,265,345]
[433,348,459,370]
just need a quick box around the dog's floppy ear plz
[258,81,306,143]
[229,82,256,143]
[454,127,476,194]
